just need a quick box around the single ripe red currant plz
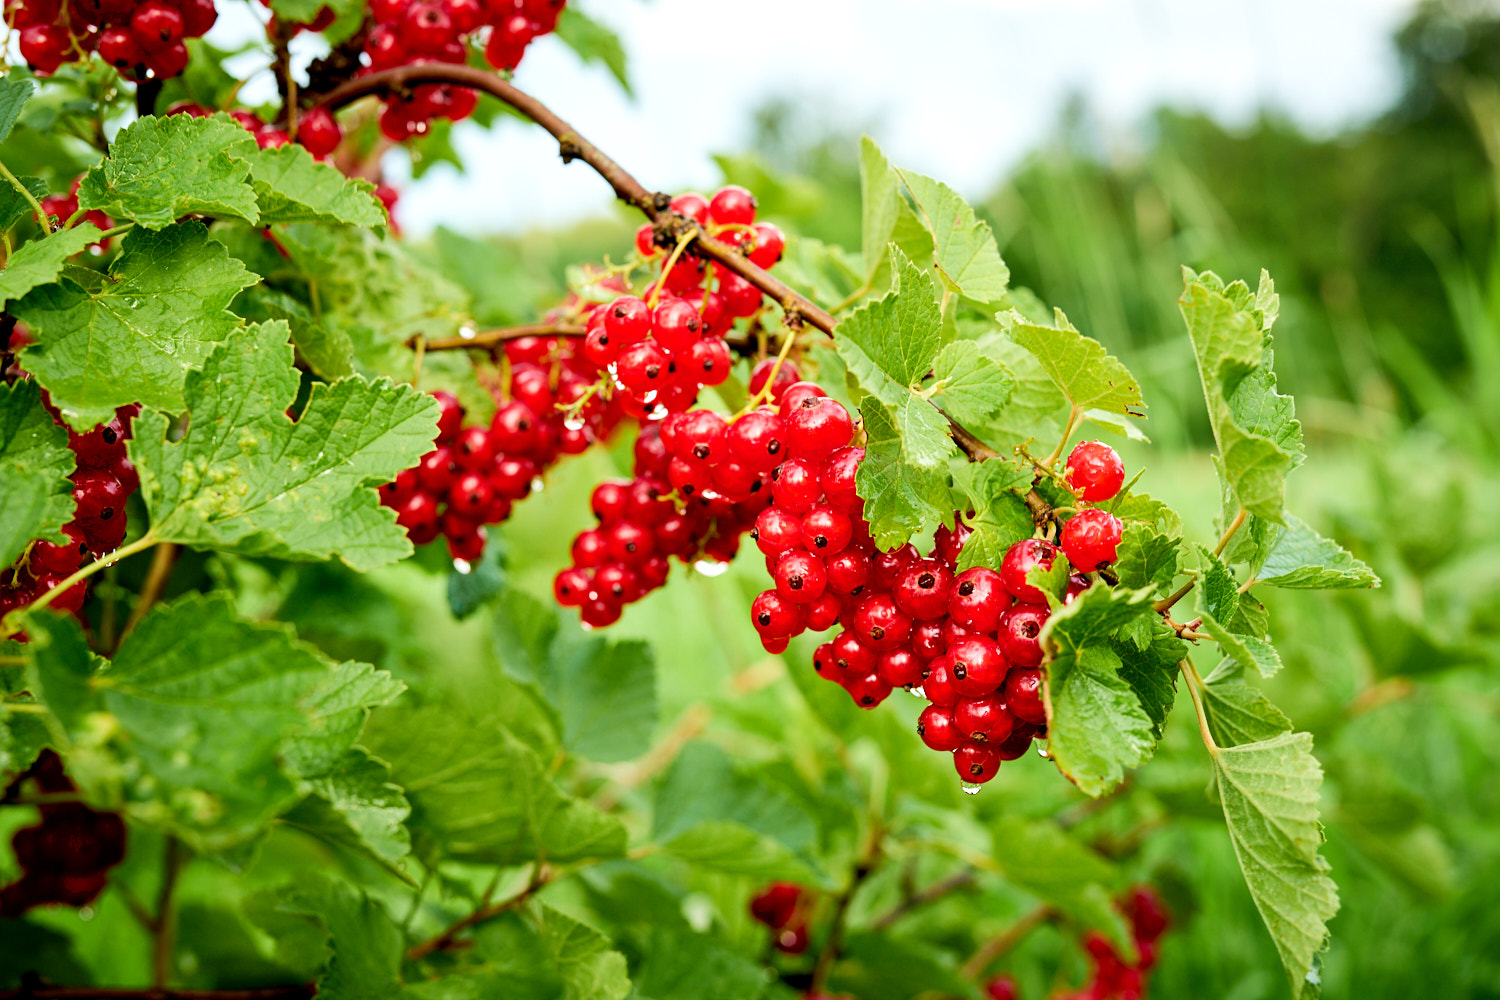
[997,603,1049,668]
[1059,508,1123,572]
[954,694,1016,744]
[802,505,852,554]
[773,549,828,604]
[947,636,1009,698]
[708,185,757,227]
[999,538,1060,604]
[917,704,963,751]
[852,593,912,651]
[948,566,1009,633]
[876,648,924,688]
[1004,667,1047,725]
[785,395,854,459]
[954,742,1002,783]
[1065,440,1125,502]
[893,560,953,621]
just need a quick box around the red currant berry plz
[669,192,709,224]
[844,670,893,709]
[893,560,953,621]
[725,409,788,472]
[1059,508,1122,573]
[580,596,622,628]
[752,589,803,639]
[132,1,184,47]
[20,25,71,75]
[954,695,1015,744]
[819,446,863,511]
[442,0,484,32]
[491,457,537,500]
[852,593,912,651]
[752,505,803,557]
[948,567,1009,633]
[917,704,963,751]
[801,505,852,554]
[748,222,786,268]
[749,882,802,928]
[689,338,733,386]
[617,341,670,395]
[98,27,144,71]
[770,458,820,513]
[553,567,592,606]
[997,603,1049,668]
[777,381,826,418]
[985,975,1020,1000]
[570,528,609,568]
[954,742,1002,783]
[451,426,495,471]
[1000,538,1060,604]
[634,223,657,258]
[673,409,728,464]
[651,299,703,354]
[785,395,854,459]
[876,648,924,688]
[871,544,919,589]
[1065,440,1125,502]
[1004,667,1047,725]
[296,107,342,157]
[593,563,639,603]
[824,549,870,595]
[933,520,972,566]
[708,185,757,227]
[831,629,875,675]
[748,357,801,402]
[605,521,654,563]
[804,592,842,631]
[447,472,493,518]
[430,390,464,441]
[396,491,439,533]
[774,550,828,603]
[948,636,1009,698]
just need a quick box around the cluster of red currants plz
[9,0,216,79]
[1056,885,1171,1000]
[588,187,785,417]
[364,0,566,140]
[382,332,627,563]
[0,400,138,638]
[0,751,126,917]
[551,358,801,627]
[748,880,812,954]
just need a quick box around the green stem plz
[1041,405,1082,469]
[0,702,47,714]
[1,533,159,638]
[830,282,872,314]
[1179,658,1219,755]
[0,158,52,234]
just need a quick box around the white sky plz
[220,0,1420,236]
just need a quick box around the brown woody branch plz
[314,66,835,335]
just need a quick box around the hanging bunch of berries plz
[9,0,217,79]
[0,751,127,916]
[363,0,567,140]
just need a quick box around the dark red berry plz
[1000,538,1060,604]
[853,593,912,651]
[1065,440,1125,502]
[997,603,1049,668]
[948,636,1009,698]
[893,560,953,620]
[948,566,1009,632]
[954,742,1002,783]
[954,694,1015,744]
[1004,667,1047,725]
[1059,508,1122,573]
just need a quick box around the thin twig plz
[405,865,551,961]
[1155,507,1247,615]
[1179,659,1218,754]
[959,903,1054,980]
[314,66,836,334]
[119,543,179,647]
[153,837,185,989]
[869,869,976,931]
[416,322,588,353]
[808,837,882,994]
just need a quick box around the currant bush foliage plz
[0,22,1392,1000]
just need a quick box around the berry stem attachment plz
[649,227,699,308]
[739,322,799,414]
[0,157,54,234]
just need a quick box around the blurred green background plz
[400,2,1500,996]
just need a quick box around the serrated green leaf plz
[0,77,34,145]
[859,136,900,284]
[1252,515,1379,590]
[1041,585,1159,796]
[951,460,1034,572]
[447,538,506,620]
[1179,269,1303,523]
[0,224,102,310]
[838,247,947,388]
[284,748,413,873]
[1083,407,1152,442]
[653,742,817,851]
[1110,491,1182,537]
[365,705,626,866]
[130,321,438,571]
[14,221,258,429]
[990,818,1133,955]
[77,114,259,228]
[630,927,768,1000]
[244,142,385,227]
[555,8,632,96]
[1112,618,1183,739]
[528,902,631,1000]
[32,593,399,851]
[1200,611,1283,679]
[893,165,1009,304]
[0,174,49,230]
[273,875,405,1000]
[1200,662,1292,747]
[659,819,822,883]
[930,339,1016,429]
[1004,308,1146,419]
[1211,732,1338,999]
[233,284,355,380]
[856,393,956,548]
[0,380,75,568]
[1114,522,1180,592]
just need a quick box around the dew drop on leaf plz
[961,781,982,796]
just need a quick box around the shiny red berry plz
[948,636,1009,698]
[954,742,1002,783]
[1060,508,1122,573]
[1065,440,1125,502]
[1000,538,1060,604]
[1004,667,1047,725]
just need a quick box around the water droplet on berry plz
[459,325,476,340]
[960,781,982,796]
[530,477,544,493]
[1036,744,1050,759]
[564,416,584,431]
[693,559,730,577]
[452,558,473,574]
[906,686,925,698]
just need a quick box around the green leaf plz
[859,136,900,284]
[1113,522,1180,593]
[77,114,260,228]
[1004,308,1146,418]
[527,902,631,1000]
[448,537,506,620]
[951,459,1034,572]
[1041,585,1159,796]
[1211,732,1338,999]
[1200,662,1292,747]
[929,339,1016,429]
[855,393,957,549]
[0,225,100,311]
[990,818,1133,954]
[893,165,1010,304]
[659,818,821,883]
[0,174,49,230]
[0,77,35,144]
[1252,515,1379,590]
[274,876,405,1000]
[365,705,626,866]
[555,8,632,95]
[835,933,974,1000]
[37,593,398,851]
[0,379,75,568]
[243,142,386,227]
[284,748,413,873]
[1200,612,1283,679]
[838,247,947,389]
[1178,269,1303,523]
[630,927,768,1000]
[233,284,355,380]
[492,588,656,762]
[130,321,439,571]
[14,221,258,429]
[1112,617,1183,739]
